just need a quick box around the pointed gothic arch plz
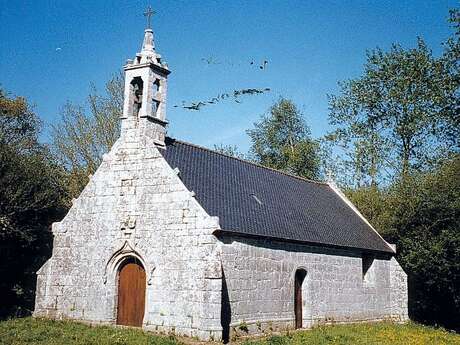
[103,242,155,327]
[103,241,155,286]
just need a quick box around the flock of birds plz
[174,57,271,111]
[174,87,271,111]
[200,57,269,70]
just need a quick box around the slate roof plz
[159,137,394,254]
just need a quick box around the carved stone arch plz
[103,241,156,286]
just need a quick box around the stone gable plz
[34,130,223,340]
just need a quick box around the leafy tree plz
[347,155,460,331]
[247,98,320,180]
[0,89,40,151]
[441,8,460,144]
[338,11,460,330]
[327,38,458,186]
[51,72,123,201]
[213,144,246,159]
[0,89,66,318]
[389,156,459,330]
[345,185,391,236]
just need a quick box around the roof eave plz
[213,229,395,256]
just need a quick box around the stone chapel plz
[34,17,408,342]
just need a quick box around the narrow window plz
[152,79,161,117]
[362,254,374,283]
[153,100,160,117]
[152,79,161,93]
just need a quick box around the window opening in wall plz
[153,100,160,117]
[130,77,143,118]
[294,268,307,329]
[153,79,160,93]
[152,79,161,117]
[362,253,375,282]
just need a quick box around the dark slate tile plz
[159,137,394,254]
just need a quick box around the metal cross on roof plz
[144,5,155,29]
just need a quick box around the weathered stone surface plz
[219,235,408,336]
[34,130,223,340]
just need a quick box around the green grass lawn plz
[0,317,459,345]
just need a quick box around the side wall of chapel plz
[219,235,408,338]
[34,130,223,341]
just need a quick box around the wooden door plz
[117,260,146,327]
[294,269,306,329]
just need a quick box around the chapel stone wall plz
[219,235,408,339]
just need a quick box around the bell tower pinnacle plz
[121,6,170,146]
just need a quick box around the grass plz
[0,317,179,345]
[1,317,459,345]
[243,322,460,345]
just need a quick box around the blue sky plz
[0,0,457,151]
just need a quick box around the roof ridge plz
[163,137,328,186]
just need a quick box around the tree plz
[441,8,460,145]
[0,89,40,152]
[247,98,320,180]
[333,11,460,330]
[213,144,246,159]
[346,154,460,331]
[0,89,66,318]
[51,72,124,201]
[327,37,458,186]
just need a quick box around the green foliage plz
[247,98,320,180]
[344,186,391,236]
[238,320,249,333]
[51,72,124,201]
[0,89,66,319]
[330,8,460,331]
[0,89,41,151]
[327,37,458,186]
[245,322,459,345]
[266,335,290,345]
[347,155,460,331]
[213,144,246,159]
[441,8,460,145]
[389,157,460,330]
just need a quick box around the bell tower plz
[121,6,170,146]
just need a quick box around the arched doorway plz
[294,268,307,329]
[116,257,146,327]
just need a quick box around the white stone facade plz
[34,129,223,340]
